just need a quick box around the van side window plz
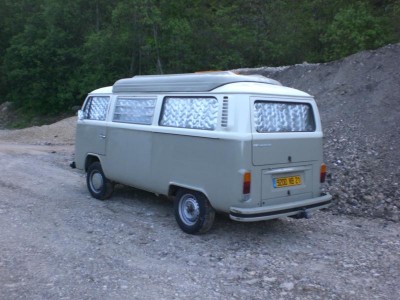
[83,96,110,121]
[160,97,218,130]
[113,97,156,125]
[254,101,315,132]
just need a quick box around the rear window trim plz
[253,100,316,133]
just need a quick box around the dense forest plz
[0,0,399,120]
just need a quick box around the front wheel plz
[86,162,114,200]
[174,189,215,234]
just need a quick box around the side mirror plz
[78,110,86,120]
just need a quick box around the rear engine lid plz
[252,136,321,165]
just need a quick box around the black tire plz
[86,162,114,200]
[174,189,215,234]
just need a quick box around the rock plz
[280,282,295,291]
[263,277,277,283]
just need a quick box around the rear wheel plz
[86,162,114,200]
[174,189,215,234]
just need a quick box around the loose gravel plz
[0,144,399,299]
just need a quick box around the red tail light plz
[243,172,251,194]
[320,163,327,183]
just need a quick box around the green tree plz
[0,0,398,122]
[0,0,45,103]
[322,1,394,61]
[2,0,114,114]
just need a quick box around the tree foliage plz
[322,2,394,60]
[0,0,398,117]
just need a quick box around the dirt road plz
[0,141,399,299]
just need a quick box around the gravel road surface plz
[0,142,399,299]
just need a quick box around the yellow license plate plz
[273,175,301,188]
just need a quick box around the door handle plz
[99,134,106,139]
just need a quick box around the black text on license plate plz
[273,176,301,188]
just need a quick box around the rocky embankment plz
[236,43,400,222]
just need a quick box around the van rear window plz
[254,101,315,132]
[160,97,218,130]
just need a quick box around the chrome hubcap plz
[179,195,200,226]
[90,171,103,192]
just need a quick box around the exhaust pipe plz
[290,208,310,219]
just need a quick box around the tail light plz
[243,172,251,194]
[320,163,327,183]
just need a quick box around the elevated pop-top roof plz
[112,71,281,93]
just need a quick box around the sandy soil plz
[0,116,76,145]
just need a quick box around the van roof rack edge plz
[112,72,282,93]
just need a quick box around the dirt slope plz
[0,116,76,145]
[236,43,400,221]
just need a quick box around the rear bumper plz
[229,193,332,222]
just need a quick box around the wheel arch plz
[168,183,212,205]
[85,154,102,172]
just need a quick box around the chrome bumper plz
[230,193,332,222]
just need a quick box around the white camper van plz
[72,72,332,234]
